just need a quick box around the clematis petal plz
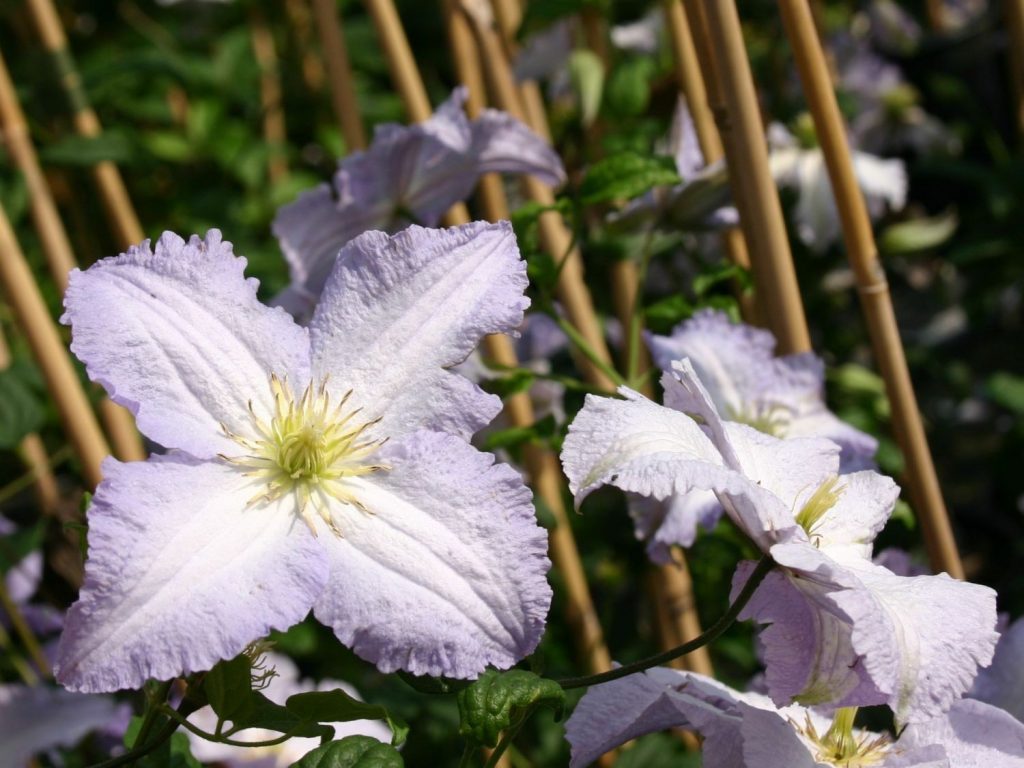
[560,388,732,504]
[469,108,567,188]
[0,684,120,766]
[62,231,310,459]
[971,617,1024,722]
[628,490,724,560]
[312,430,550,679]
[811,470,899,560]
[6,550,42,605]
[272,183,364,309]
[733,556,883,709]
[836,558,998,723]
[309,221,529,440]
[55,457,327,692]
[743,543,999,721]
[899,699,1024,767]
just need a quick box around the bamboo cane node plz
[856,278,890,297]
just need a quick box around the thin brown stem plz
[777,0,963,578]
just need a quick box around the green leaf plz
[483,414,557,452]
[239,691,333,739]
[0,368,44,449]
[879,210,958,255]
[286,689,409,747]
[290,736,404,768]
[568,49,605,127]
[204,655,254,723]
[605,57,655,117]
[579,153,680,206]
[457,670,565,748]
[0,519,46,573]
[988,372,1024,414]
[693,263,748,298]
[39,132,135,166]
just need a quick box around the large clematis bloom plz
[561,359,997,722]
[564,667,1024,767]
[631,309,877,560]
[272,87,565,312]
[55,224,551,693]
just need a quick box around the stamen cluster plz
[220,374,388,536]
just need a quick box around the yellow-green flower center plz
[725,403,790,437]
[797,708,892,766]
[219,374,388,536]
[795,476,845,538]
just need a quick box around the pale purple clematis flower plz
[769,122,907,253]
[272,87,565,313]
[610,8,663,54]
[564,668,1024,767]
[561,359,997,722]
[971,617,1024,723]
[187,653,391,767]
[611,99,736,232]
[630,310,876,560]
[0,684,121,767]
[55,224,552,693]
[647,310,877,469]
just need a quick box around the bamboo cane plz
[777,0,963,579]
[364,0,614,675]
[0,204,108,489]
[1007,0,1024,138]
[310,0,368,151]
[0,48,145,463]
[471,2,719,680]
[0,328,59,514]
[23,0,145,248]
[686,0,811,354]
[249,8,289,186]
[458,6,618,391]
[284,0,327,93]
[925,0,948,31]
[663,0,757,324]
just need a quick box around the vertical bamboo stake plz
[459,7,617,391]
[0,328,59,514]
[471,2,716,680]
[1007,0,1024,138]
[777,0,963,579]
[284,0,327,93]
[0,49,145,463]
[310,0,368,151]
[663,0,757,324]
[925,0,948,31]
[365,0,614,675]
[249,8,289,186]
[688,0,810,355]
[0,204,109,489]
[24,0,145,248]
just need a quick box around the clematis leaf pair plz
[292,736,404,768]
[56,223,552,693]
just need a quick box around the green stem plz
[483,706,535,768]
[553,315,627,391]
[457,741,477,768]
[132,681,173,751]
[626,226,657,385]
[557,554,774,690]
[160,705,310,748]
[0,621,39,685]
[88,720,179,768]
